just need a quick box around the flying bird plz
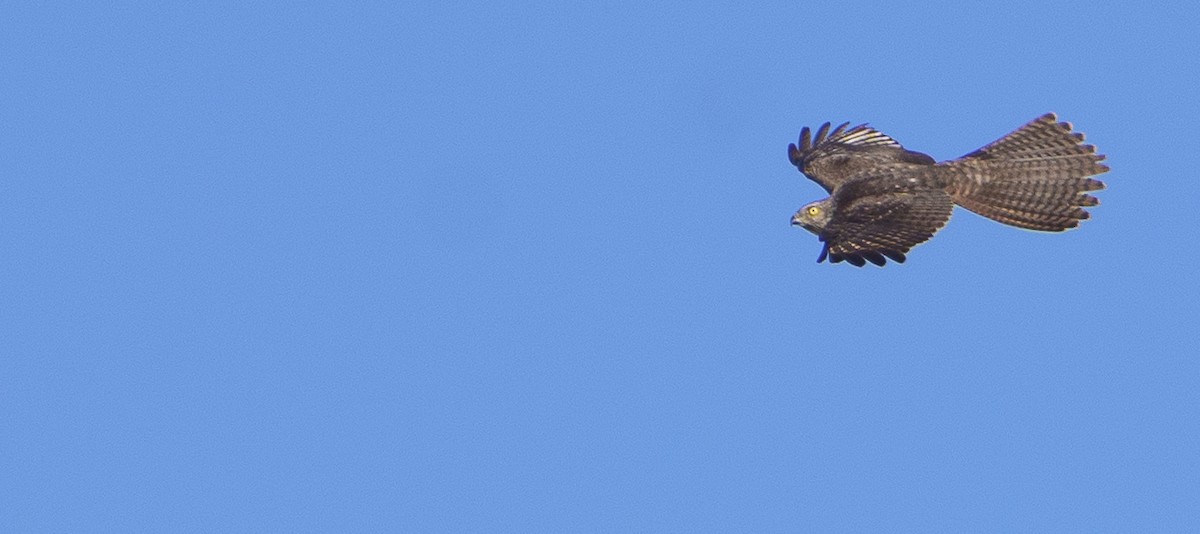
[788,113,1108,266]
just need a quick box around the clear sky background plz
[2,2,1198,532]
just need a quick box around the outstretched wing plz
[818,178,953,267]
[788,122,935,193]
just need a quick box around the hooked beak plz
[791,211,821,236]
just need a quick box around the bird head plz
[791,199,833,235]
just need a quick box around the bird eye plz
[807,206,821,217]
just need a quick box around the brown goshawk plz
[788,113,1108,266]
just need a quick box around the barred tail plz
[947,113,1109,232]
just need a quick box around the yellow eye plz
[806,206,821,217]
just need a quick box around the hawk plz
[788,113,1109,266]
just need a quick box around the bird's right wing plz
[788,122,935,193]
[818,187,953,267]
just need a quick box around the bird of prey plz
[787,113,1108,266]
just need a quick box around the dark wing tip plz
[861,251,886,266]
[881,249,906,263]
[788,143,802,166]
[814,122,832,145]
[830,121,851,138]
[838,253,866,267]
[826,247,911,268]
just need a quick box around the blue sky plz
[2,1,1198,531]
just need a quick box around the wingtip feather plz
[814,122,832,145]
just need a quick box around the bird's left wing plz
[788,122,935,193]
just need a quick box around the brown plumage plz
[788,122,936,193]
[789,113,1109,267]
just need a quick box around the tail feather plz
[963,113,1099,161]
[954,200,1088,231]
[947,113,1109,232]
